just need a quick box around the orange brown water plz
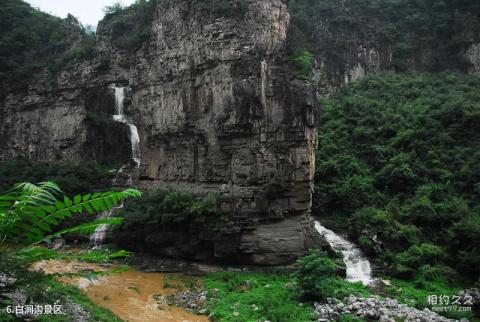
[32,260,209,322]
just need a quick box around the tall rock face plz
[128,0,320,265]
[0,0,321,265]
[0,63,132,164]
[286,0,480,97]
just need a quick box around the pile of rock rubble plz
[314,295,470,322]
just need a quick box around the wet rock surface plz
[167,289,208,313]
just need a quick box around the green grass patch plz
[384,278,476,321]
[204,271,315,322]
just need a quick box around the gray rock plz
[1,0,321,267]
[314,295,459,322]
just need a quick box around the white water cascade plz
[314,221,373,285]
[90,84,141,248]
[112,85,141,168]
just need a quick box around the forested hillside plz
[0,0,94,94]
[288,0,480,72]
[315,73,480,286]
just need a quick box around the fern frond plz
[13,246,59,262]
[1,182,141,247]
[71,249,132,263]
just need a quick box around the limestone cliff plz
[286,0,480,97]
[0,0,321,265]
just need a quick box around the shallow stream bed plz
[32,260,209,322]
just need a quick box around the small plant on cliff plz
[0,181,141,259]
[264,178,287,199]
[289,47,314,79]
[284,25,315,80]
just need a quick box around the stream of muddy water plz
[32,260,209,322]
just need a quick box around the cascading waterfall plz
[112,85,141,168]
[314,221,373,285]
[90,84,141,248]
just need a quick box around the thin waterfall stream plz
[90,84,141,247]
[314,221,373,285]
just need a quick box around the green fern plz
[0,181,141,249]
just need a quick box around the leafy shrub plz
[116,189,220,225]
[447,216,480,280]
[283,24,316,80]
[264,178,287,199]
[112,189,222,252]
[289,47,314,79]
[295,250,337,291]
[394,244,445,277]
[294,250,370,301]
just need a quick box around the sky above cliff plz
[25,0,136,27]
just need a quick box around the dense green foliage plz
[102,0,158,51]
[0,160,115,195]
[204,272,315,322]
[0,0,95,93]
[288,0,480,72]
[295,250,371,301]
[113,189,221,250]
[315,73,480,283]
[115,189,220,226]
[203,251,475,321]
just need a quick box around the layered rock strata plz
[0,0,322,265]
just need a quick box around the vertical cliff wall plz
[286,0,480,97]
[0,0,321,265]
[127,0,320,264]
